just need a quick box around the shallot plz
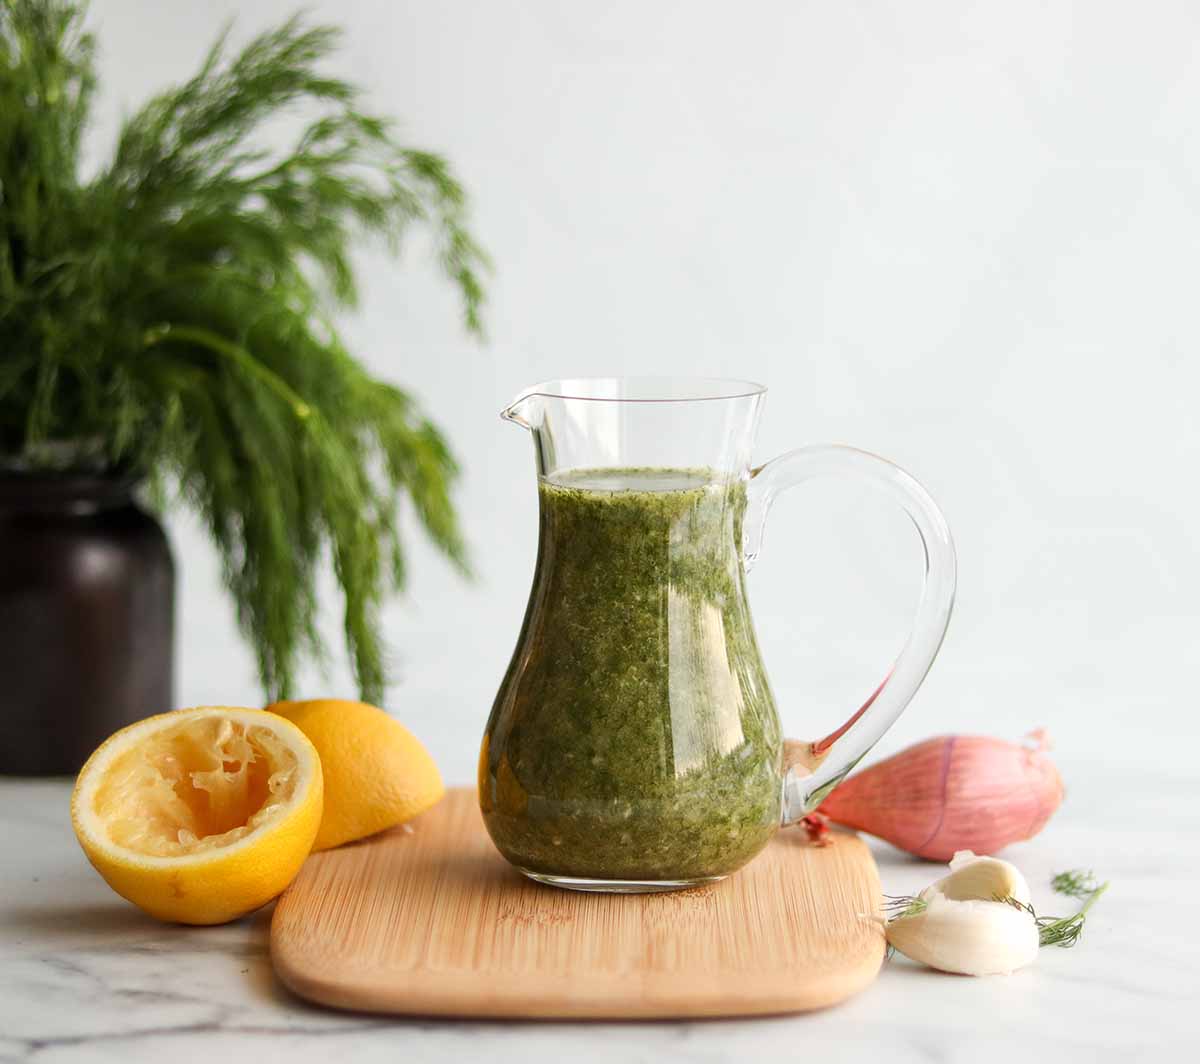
[818,731,1063,860]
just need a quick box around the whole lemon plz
[267,698,443,850]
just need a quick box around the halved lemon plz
[71,707,323,925]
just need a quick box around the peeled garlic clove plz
[887,893,1039,976]
[919,850,1032,906]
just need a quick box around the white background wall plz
[87,1,1195,787]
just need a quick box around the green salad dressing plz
[479,467,782,882]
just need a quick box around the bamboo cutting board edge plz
[272,954,884,1019]
[271,788,886,1019]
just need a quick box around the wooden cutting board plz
[271,787,885,1019]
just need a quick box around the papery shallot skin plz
[817,734,1064,861]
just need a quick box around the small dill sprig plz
[883,894,927,919]
[1035,869,1109,947]
[882,895,925,959]
[1051,869,1103,899]
[997,868,1108,947]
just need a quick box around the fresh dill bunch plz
[0,1,488,701]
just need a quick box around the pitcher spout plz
[500,391,543,430]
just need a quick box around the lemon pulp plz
[92,716,299,858]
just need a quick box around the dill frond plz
[0,1,488,701]
[883,894,928,920]
[999,870,1109,948]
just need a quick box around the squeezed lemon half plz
[71,707,323,925]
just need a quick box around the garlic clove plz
[919,850,1032,906]
[890,852,1040,976]
[886,893,1040,976]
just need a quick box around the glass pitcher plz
[479,378,955,892]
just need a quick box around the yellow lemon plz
[71,707,323,925]
[267,698,443,850]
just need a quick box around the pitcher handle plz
[743,444,957,821]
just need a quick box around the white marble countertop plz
[2,763,1195,1064]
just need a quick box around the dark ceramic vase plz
[0,473,174,775]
